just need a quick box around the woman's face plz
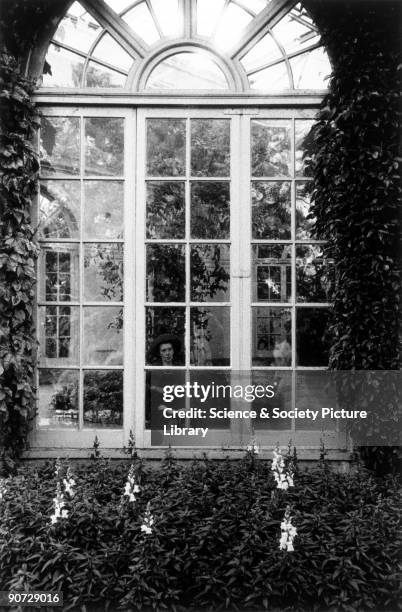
[159,342,174,365]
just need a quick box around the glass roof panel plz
[103,0,132,13]
[92,33,133,71]
[248,61,290,90]
[122,2,160,45]
[241,31,282,73]
[197,0,226,38]
[43,44,85,87]
[151,0,183,37]
[290,47,330,89]
[85,62,127,87]
[272,11,320,56]
[214,3,253,52]
[236,0,272,16]
[53,2,101,53]
[146,52,229,90]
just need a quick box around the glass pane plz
[85,118,124,176]
[84,181,124,239]
[296,245,333,302]
[146,182,185,238]
[85,62,126,88]
[291,47,330,89]
[191,244,230,302]
[146,370,186,429]
[42,44,84,88]
[239,0,272,15]
[253,245,291,302]
[251,120,291,176]
[40,117,80,177]
[146,307,185,365]
[252,181,291,239]
[39,181,80,239]
[84,244,124,302]
[84,370,123,427]
[38,369,79,428]
[214,3,253,52]
[83,306,123,365]
[252,307,291,366]
[92,33,133,71]
[146,245,185,302]
[53,3,101,52]
[191,119,230,177]
[189,370,231,429]
[147,119,186,176]
[122,2,160,44]
[191,182,230,238]
[41,244,79,302]
[296,181,314,239]
[151,0,182,36]
[146,53,228,90]
[190,307,230,365]
[248,62,290,90]
[241,32,282,73]
[252,370,292,429]
[296,372,336,430]
[272,12,320,56]
[39,306,79,366]
[295,119,314,177]
[197,0,226,37]
[104,0,131,13]
[296,307,331,366]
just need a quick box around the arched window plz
[32,0,342,455]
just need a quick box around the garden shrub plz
[0,454,400,612]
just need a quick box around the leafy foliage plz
[0,52,40,472]
[0,456,400,611]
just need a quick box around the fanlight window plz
[42,0,330,91]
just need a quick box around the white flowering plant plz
[279,505,297,552]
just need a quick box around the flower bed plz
[0,451,400,612]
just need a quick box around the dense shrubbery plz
[0,453,400,612]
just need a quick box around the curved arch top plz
[34,0,331,93]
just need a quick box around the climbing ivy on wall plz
[0,52,40,470]
[305,0,401,473]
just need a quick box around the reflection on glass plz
[41,244,79,302]
[253,245,291,302]
[197,0,226,37]
[92,34,133,71]
[296,181,314,239]
[296,372,336,430]
[190,370,231,428]
[147,119,186,176]
[295,119,314,177]
[40,117,80,176]
[39,306,79,366]
[291,47,330,89]
[296,245,333,303]
[84,181,124,239]
[146,370,186,429]
[53,4,101,52]
[146,245,185,302]
[191,119,230,176]
[39,181,80,239]
[252,181,291,239]
[38,369,79,428]
[84,370,123,427]
[296,307,330,366]
[213,3,253,52]
[252,307,291,366]
[85,62,126,88]
[151,0,182,36]
[85,118,124,176]
[252,370,292,429]
[146,53,228,90]
[83,306,123,365]
[146,182,185,238]
[248,62,290,90]
[272,12,320,57]
[146,307,185,365]
[190,307,230,365]
[123,2,160,45]
[241,32,282,73]
[84,244,124,302]
[42,44,85,88]
[191,244,230,302]
[191,182,230,238]
[251,120,291,176]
